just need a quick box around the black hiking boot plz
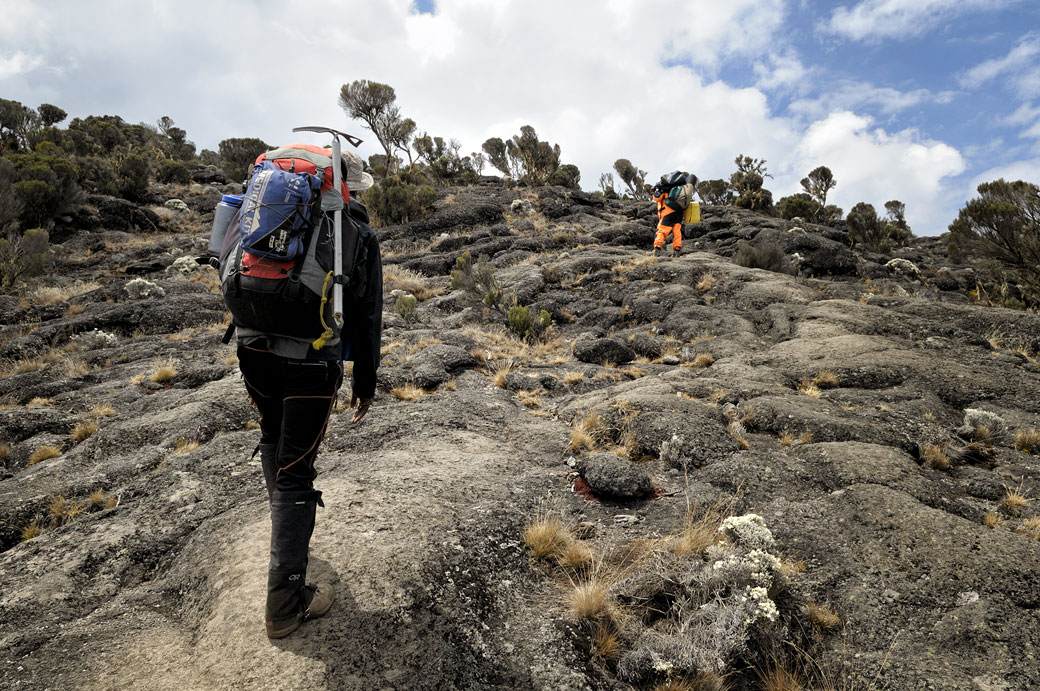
[672,247,682,258]
[266,490,329,639]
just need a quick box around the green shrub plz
[117,153,150,202]
[7,150,83,227]
[156,159,191,185]
[362,166,436,226]
[733,240,791,273]
[776,192,820,221]
[508,303,552,340]
[394,293,419,323]
[546,164,581,190]
[450,250,505,313]
[218,137,270,183]
[76,156,118,195]
[0,228,49,289]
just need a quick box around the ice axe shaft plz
[291,126,364,329]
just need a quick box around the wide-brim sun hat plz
[340,149,374,192]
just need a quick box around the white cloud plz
[753,52,812,92]
[823,0,1018,42]
[785,111,966,233]
[969,158,1040,192]
[960,33,1040,99]
[790,81,948,121]
[0,0,978,234]
[0,51,42,79]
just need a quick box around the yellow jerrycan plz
[684,201,700,224]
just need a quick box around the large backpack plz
[219,144,360,346]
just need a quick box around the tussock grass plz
[779,430,796,447]
[63,304,86,317]
[621,365,648,379]
[803,601,841,630]
[1020,517,1040,541]
[1016,428,1040,454]
[568,577,614,622]
[48,495,82,525]
[652,673,729,691]
[0,442,9,462]
[984,510,1003,528]
[408,336,444,354]
[151,361,177,384]
[90,403,117,417]
[27,397,54,406]
[921,442,950,470]
[672,496,735,558]
[29,445,61,464]
[1000,485,1032,517]
[559,540,594,571]
[523,512,570,561]
[390,385,426,401]
[32,281,100,305]
[0,351,61,378]
[591,620,622,664]
[173,438,200,455]
[690,353,714,369]
[517,389,543,409]
[798,377,821,398]
[20,522,41,541]
[562,371,584,385]
[757,665,802,691]
[568,411,604,454]
[812,370,840,389]
[695,271,717,294]
[70,421,98,442]
[797,430,814,445]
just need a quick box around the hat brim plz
[348,171,374,192]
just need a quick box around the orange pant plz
[652,193,683,250]
[655,222,682,250]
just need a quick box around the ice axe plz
[292,126,363,333]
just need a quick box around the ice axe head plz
[292,126,363,148]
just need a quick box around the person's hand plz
[350,394,373,424]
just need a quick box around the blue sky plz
[1,0,1040,235]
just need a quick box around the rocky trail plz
[1,182,1039,690]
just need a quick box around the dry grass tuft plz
[390,385,426,401]
[33,281,100,305]
[590,620,622,663]
[779,430,796,447]
[29,445,61,464]
[652,672,729,691]
[568,412,603,454]
[0,441,9,462]
[0,351,61,377]
[63,304,85,317]
[90,403,117,418]
[568,577,614,622]
[70,420,98,442]
[798,377,821,398]
[797,430,814,445]
[1020,517,1040,541]
[803,601,841,630]
[27,397,54,406]
[563,371,584,385]
[984,510,1003,528]
[173,438,200,455]
[20,522,41,541]
[921,442,950,470]
[558,540,594,571]
[517,389,543,409]
[523,512,570,560]
[1000,485,1032,517]
[692,353,715,369]
[48,495,82,525]
[1015,428,1040,454]
[695,271,717,293]
[757,665,802,691]
[813,370,840,389]
[151,361,177,384]
[384,265,446,301]
[672,497,735,557]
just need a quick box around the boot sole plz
[266,613,304,639]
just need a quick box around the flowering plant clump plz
[69,329,118,351]
[719,513,776,552]
[618,511,786,682]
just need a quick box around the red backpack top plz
[254,143,351,204]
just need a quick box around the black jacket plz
[342,199,382,399]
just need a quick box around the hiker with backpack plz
[651,172,698,257]
[212,139,382,639]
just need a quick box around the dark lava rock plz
[88,195,160,232]
[578,453,652,499]
[629,333,664,359]
[574,337,635,365]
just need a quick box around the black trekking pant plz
[238,343,343,494]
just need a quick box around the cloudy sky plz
[2,0,1040,235]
